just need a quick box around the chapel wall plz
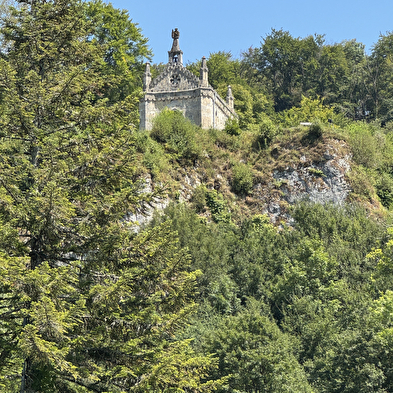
[140,90,203,131]
[139,29,236,131]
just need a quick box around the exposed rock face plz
[131,138,353,228]
[263,139,352,222]
[274,156,350,205]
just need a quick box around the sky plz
[110,0,393,65]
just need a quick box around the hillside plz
[135,115,393,393]
[2,1,393,392]
[135,115,387,228]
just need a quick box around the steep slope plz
[135,121,383,225]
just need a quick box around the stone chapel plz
[139,29,236,130]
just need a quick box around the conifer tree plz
[0,0,219,391]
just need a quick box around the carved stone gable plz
[139,29,236,130]
[149,65,200,92]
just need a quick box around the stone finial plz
[143,62,151,91]
[199,56,209,87]
[226,85,234,110]
[168,28,183,65]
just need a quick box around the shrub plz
[307,122,323,139]
[135,131,169,178]
[205,189,231,223]
[347,167,375,201]
[376,172,393,209]
[280,96,335,127]
[309,167,325,177]
[255,116,278,148]
[150,108,200,159]
[347,123,380,168]
[224,117,241,136]
[346,122,393,172]
[191,185,207,212]
[232,162,254,195]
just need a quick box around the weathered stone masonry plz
[139,29,236,130]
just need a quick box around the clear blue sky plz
[110,0,393,64]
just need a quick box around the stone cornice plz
[141,86,236,117]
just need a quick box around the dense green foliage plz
[0,1,220,391]
[85,0,151,102]
[152,201,393,392]
[186,29,393,126]
[140,111,393,390]
[2,0,393,392]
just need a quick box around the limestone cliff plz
[134,128,363,226]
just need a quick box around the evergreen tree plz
[0,0,219,391]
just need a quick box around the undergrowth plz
[137,109,393,220]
